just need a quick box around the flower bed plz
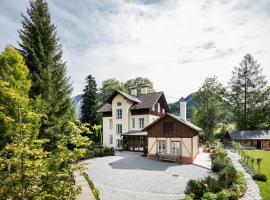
[185,143,247,200]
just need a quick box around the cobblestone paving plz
[83,152,213,200]
[226,150,262,200]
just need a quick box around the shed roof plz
[229,130,270,140]
[143,113,203,132]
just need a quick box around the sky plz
[1,0,270,103]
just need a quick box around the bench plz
[157,154,178,162]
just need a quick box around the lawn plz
[244,150,270,200]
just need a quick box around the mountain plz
[73,94,83,118]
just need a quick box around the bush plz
[202,192,217,200]
[216,190,229,200]
[185,179,206,199]
[184,194,194,200]
[253,173,267,182]
[92,188,100,200]
[212,158,226,173]
[218,165,238,188]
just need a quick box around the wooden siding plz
[147,115,198,138]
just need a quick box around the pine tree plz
[228,54,270,130]
[18,0,75,150]
[81,75,99,125]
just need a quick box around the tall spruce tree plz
[18,0,75,150]
[228,54,270,130]
[81,74,99,125]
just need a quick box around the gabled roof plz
[106,90,141,103]
[97,90,168,113]
[143,113,203,132]
[229,130,270,140]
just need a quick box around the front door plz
[256,140,261,149]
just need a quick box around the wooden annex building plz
[229,130,270,150]
[143,113,202,164]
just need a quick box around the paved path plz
[83,151,213,200]
[193,148,212,170]
[226,150,262,200]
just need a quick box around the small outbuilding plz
[229,130,270,150]
[143,113,202,164]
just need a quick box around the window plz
[116,124,122,134]
[158,141,166,155]
[132,118,135,128]
[109,119,113,129]
[162,108,165,114]
[117,102,122,106]
[139,118,144,128]
[157,103,160,112]
[171,141,181,155]
[109,135,113,145]
[116,109,122,119]
[117,139,123,148]
[163,122,174,133]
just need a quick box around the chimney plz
[179,97,186,121]
[130,86,137,96]
[140,84,149,94]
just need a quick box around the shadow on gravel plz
[109,153,187,171]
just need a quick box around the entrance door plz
[158,141,166,155]
[256,140,261,149]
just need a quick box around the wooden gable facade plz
[145,114,199,138]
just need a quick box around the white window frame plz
[116,124,122,134]
[116,109,122,119]
[109,135,113,145]
[171,141,181,155]
[132,118,135,128]
[157,103,160,112]
[139,118,144,128]
[109,119,113,129]
[157,140,166,155]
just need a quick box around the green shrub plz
[185,179,205,199]
[184,194,194,200]
[83,172,100,200]
[203,176,221,193]
[212,158,226,173]
[216,190,229,200]
[218,165,238,188]
[202,192,217,200]
[92,188,100,200]
[253,173,267,182]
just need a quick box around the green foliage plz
[124,77,155,93]
[185,145,247,200]
[99,78,126,104]
[82,172,100,200]
[228,54,270,130]
[202,192,217,200]
[84,145,115,158]
[81,75,99,125]
[19,0,75,150]
[0,27,91,200]
[193,76,230,142]
[253,174,267,182]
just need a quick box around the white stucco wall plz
[148,137,193,158]
[103,94,134,148]
[130,114,159,131]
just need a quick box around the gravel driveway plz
[83,152,213,200]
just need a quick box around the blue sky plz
[1,0,270,102]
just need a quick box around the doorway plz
[256,140,261,149]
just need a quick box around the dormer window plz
[116,109,122,119]
[117,102,122,106]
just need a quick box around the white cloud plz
[1,0,270,102]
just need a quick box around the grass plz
[244,150,270,200]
